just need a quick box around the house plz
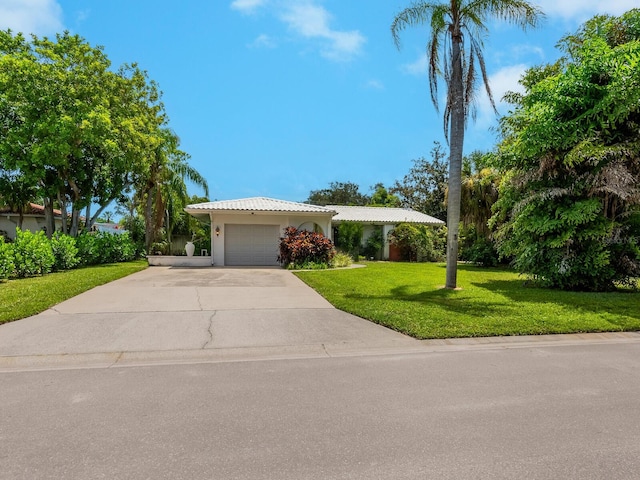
[328,204,444,260]
[183,197,444,266]
[0,203,63,240]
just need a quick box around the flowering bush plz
[278,226,335,268]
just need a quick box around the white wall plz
[0,215,62,240]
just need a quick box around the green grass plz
[0,260,148,324]
[295,262,640,339]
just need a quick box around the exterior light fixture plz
[215,226,220,236]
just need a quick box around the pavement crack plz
[202,311,216,349]
[108,351,124,368]
[195,288,203,311]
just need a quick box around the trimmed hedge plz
[0,229,139,280]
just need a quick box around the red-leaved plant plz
[278,226,335,267]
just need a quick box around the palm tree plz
[136,128,209,250]
[391,0,543,288]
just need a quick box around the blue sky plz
[1,0,637,204]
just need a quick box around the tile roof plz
[0,203,62,216]
[328,205,445,225]
[185,197,336,214]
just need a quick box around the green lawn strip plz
[295,263,640,339]
[0,260,148,324]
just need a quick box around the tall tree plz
[391,141,448,220]
[391,0,543,288]
[307,181,369,206]
[369,183,401,207]
[134,128,209,250]
[0,31,166,236]
[492,10,640,291]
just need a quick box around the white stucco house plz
[0,203,63,240]
[180,197,444,267]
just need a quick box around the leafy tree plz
[460,151,500,239]
[369,183,401,207]
[392,0,543,288]
[308,181,369,206]
[133,128,209,250]
[493,10,640,290]
[0,31,166,236]
[391,141,448,220]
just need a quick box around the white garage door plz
[224,224,281,266]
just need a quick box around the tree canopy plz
[307,181,370,206]
[493,9,640,290]
[0,30,207,246]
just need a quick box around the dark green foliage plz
[391,142,448,220]
[388,223,445,262]
[76,232,137,266]
[50,233,79,271]
[0,236,14,280]
[494,10,640,290]
[459,235,499,267]
[363,228,384,260]
[11,228,54,277]
[278,226,335,268]
[335,223,364,259]
[369,184,401,207]
[308,181,369,206]
[119,215,146,257]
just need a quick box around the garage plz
[224,224,281,266]
[184,197,336,266]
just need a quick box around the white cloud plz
[401,54,428,76]
[230,0,268,15]
[476,63,528,126]
[536,0,638,21]
[0,0,63,36]
[248,33,276,49]
[364,79,384,90]
[279,1,366,61]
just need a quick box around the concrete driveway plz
[0,266,421,368]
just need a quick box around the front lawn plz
[295,262,640,339]
[0,260,148,324]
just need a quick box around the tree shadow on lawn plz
[469,278,640,325]
[341,265,640,329]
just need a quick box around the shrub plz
[363,228,384,260]
[330,251,353,268]
[278,226,335,268]
[50,232,79,271]
[11,228,55,277]
[388,224,445,262]
[77,231,137,265]
[336,223,364,259]
[0,236,14,280]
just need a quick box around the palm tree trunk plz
[445,32,465,289]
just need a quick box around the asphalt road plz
[3,342,640,480]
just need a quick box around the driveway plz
[0,267,421,368]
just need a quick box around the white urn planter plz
[185,241,195,257]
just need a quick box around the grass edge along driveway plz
[295,262,640,339]
[0,260,148,324]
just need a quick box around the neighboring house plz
[92,222,127,235]
[0,203,63,240]
[184,197,444,266]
